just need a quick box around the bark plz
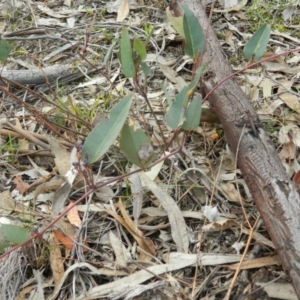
[0,65,71,85]
[0,65,97,102]
[179,0,300,297]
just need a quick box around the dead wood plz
[0,65,71,85]
[179,0,300,297]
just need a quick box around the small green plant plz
[144,24,154,36]
[97,28,114,43]
[81,5,206,170]
[1,134,19,163]
[81,95,133,164]
[80,4,274,172]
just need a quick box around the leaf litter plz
[0,0,299,299]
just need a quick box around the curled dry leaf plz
[129,165,143,226]
[117,199,155,261]
[53,229,88,252]
[66,201,82,227]
[48,135,71,176]
[104,200,155,261]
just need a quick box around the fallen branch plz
[179,0,300,297]
[0,65,71,85]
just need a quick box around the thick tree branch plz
[179,0,300,297]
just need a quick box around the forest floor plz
[0,0,300,299]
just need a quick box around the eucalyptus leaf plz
[120,124,156,169]
[243,24,271,62]
[120,28,135,78]
[182,6,205,59]
[0,224,30,244]
[82,95,133,164]
[186,64,207,95]
[141,62,152,76]
[182,94,202,130]
[0,241,10,253]
[133,38,147,61]
[165,86,189,129]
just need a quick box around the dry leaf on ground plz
[139,171,189,253]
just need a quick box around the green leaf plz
[120,28,136,78]
[104,38,118,65]
[166,6,185,38]
[182,94,202,130]
[133,38,147,61]
[141,62,152,76]
[243,24,271,62]
[0,40,13,61]
[82,95,133,164]
[182,6,205,59]
[186,64,207,95]
[0,224,30,244]
[0,241,10,253]
[120,124,156,169]
[165,86,189,129]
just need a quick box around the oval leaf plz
[82,95,133,164]
[120,123,156,169]
[0,40,13,61]
[120,27,136,78]
[165,86,189,129]
[243,24,271,62]
[0,224,30,244]
[182,94,202,130]
[182,6,205,59]
[133,38,147,61]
